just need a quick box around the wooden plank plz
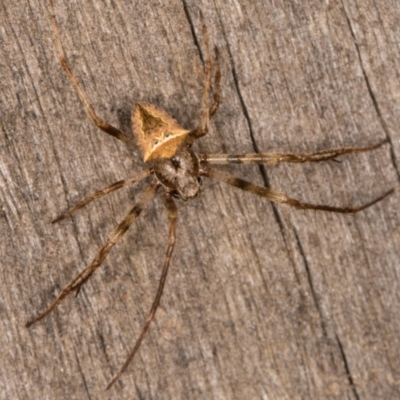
[1,1,399,398]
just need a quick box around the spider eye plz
[165,132,171,138]
[171,157,180,168]
[153,140,159,146]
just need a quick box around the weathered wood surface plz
[1,1,400,399]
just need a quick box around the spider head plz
[154,146,201,200]
[132,103,190,163]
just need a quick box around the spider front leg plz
[204,167,393,213]
[199,139,389,165]
[49,0,134,146]
[106,192,178,390]
[53,169,153,223]
[26,180,159,328]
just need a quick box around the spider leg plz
[198,139,389,165]
[49,0,134,146]
[190,11,212,140]
[106,192,178,390]
[53,169,153,223]
[209,47,221,119]
[26,180,159,328]
[204,167,393,213]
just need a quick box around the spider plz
[27,0,393,390]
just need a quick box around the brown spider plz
[27,0,394,390]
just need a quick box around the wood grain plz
[1,1,399,399]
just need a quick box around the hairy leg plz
[49,0,134,146]
[204,167,393,213]
[209,47,221,118]
[106,192,178,389]
[190,11,212,140]
[26,180,159,328]
[53,169,153,223]
[198,139,388,165]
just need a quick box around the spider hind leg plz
[189,12,221,142]
[199,139,389,165]
[48,0,134,146]
[209,47,221,119]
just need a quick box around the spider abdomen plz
[132,103,190,163]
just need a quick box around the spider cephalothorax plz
[132,102,202,199]
[154,146,201,200]
[27,0,393,390]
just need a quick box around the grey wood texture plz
[1,1,400,399]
